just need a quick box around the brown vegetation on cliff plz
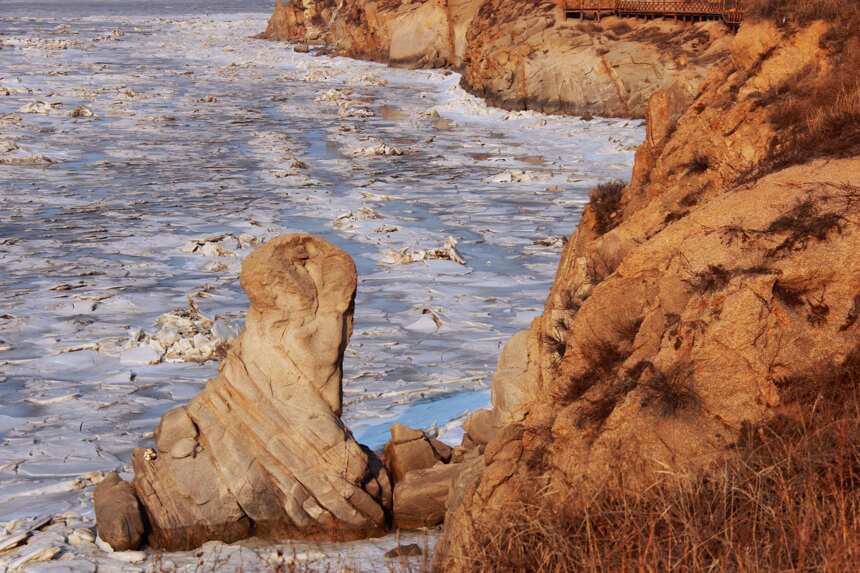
[437,9,860,571]
[743,0,860,170]
[447,351,860,572]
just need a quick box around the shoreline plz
[259,0,734,119]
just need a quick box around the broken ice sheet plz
[0,7,641,570]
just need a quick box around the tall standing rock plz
[130,234,391,551]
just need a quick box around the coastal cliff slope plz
[436,10,860,571]
[260,0,732,117]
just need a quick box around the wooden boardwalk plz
[561,0,744,25]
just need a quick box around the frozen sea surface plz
[0,6,643,570]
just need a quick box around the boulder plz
[126,235,391,551]
[384,423,452,483]
[489,329,542,424]
[393,463,469,529]
[462,409,502,447]
[93,473,145,551]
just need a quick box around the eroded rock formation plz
[436,19,860,570]
[100,235,392,551]
[260,0,731,117]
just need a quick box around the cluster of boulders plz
[92,234,506,553]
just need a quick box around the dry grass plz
[766,198,846,256]
[554,338,627,405]
[639,364,701,417]
[589,179,625,235]
[743,1,860,167]
[449,349,860,573]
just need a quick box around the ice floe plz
[0,7,642,570]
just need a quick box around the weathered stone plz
[383,423,453,483]
[463,409,501,446]
[393,463,468,529]
[127,235,391,551]
[438,21,860,571]
[389,422,424,444]
[93,473,145,551]
[169,437,196,459]
[260,1,731,118]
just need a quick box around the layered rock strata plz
[98,235,392,551]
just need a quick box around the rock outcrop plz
[260,0,483,69]
[461,2,731,116]
[436,18,860,570]
[260,0,732,118]
[380,422,475,529]
[113,235,391,551]
[393,462,467,528]
[383,423,453,483]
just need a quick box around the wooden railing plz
[562,0,744,25]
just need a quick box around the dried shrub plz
[663,209,689,225]
[555,339,627,405]
[806,298,830,326]
[686,151,710,173]
[589,179,625,235]
[840,294,860,331]
[744,0,860,167]
[773,280,808,307]
[679,187,703,207]
[447,349,860,573]
[688,264,732,294]
[557,288,581,313]
[766,199,845,256]
[576,378,636,430]
[640,365,701,417]
[544,320,569,366]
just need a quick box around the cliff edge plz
[436,7,860,570]
[259,0,732,118]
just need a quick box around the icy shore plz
[0,11,642,570]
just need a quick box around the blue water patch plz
[354,389,490,450]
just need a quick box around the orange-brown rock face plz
[260,1,731,118]
[260,0,483,68]
[461,1,731,117]
[128,235,391,551]
[436,20,860,570]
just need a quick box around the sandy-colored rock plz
[489,329,541,423]
[384,423,452,483]
[93,473,145,551]
[128,235,391,551]
[462,409,500,446]
[461,3,731,117]
[393,463,469,529]
[437,20,860,570]
[260,0,480,68]
[261,1,731,118]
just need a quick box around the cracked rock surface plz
[129,235,392,550]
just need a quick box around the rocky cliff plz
[259,0,732,117]
[436,14,860,570]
